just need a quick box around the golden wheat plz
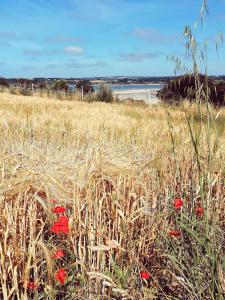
[0,91,224,299]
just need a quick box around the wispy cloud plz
[118,52,162,62]
[65,59,79,68]
[45,63,60,69]
[84,60,106,68]
[66,59,106,68]
[70,0,119,22]
[0,30,33,41]
[21,65,38,71]
[0,30,35,50]
[0,40,13,47]
[133,27,179,43]
[217,13,225,21]
[18,0,58,17]
[47,35,82,43]
[23,48,43,56]
[64,46,84,55]
[22,46,63,59]
[69,0,162,23]
[0,30,17,39]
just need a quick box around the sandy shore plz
[113,88,159,103]
[113,88,159,93]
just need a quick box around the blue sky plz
[0,0,224,78]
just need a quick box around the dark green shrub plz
[8,87,18,95]
[52,80,69,92]
[95,83,114,103]
[37,82,47,90]
[76,80,94,95]
[0,77,9,88]
[157,74,225,106]
[19,88,33,96]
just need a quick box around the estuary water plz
[94,84,164,91]
[69,84,164,102]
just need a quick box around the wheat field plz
[0,91,224,299]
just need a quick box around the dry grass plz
[0,91,224,299]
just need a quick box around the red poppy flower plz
[52,206,66,213]
[53,249,65,259]
[173,198,183,209]
[140,271,151,280]
[27,281,37,290]
[50,221,69,234]
[58,216,69,224]
[195,207,204,218]
[55,268,66,284]
[169,230,182,237]
[50,215,69,234]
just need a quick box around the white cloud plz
[64,46,84,55]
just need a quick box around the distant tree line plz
[0,77,95,93]
[1,75,224,106]
[0,77,114,103]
